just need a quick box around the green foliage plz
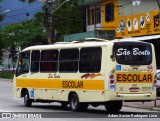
[0,14,4,22]
[1,0,83,48]
[0,71,14,79]
[0,0,4,63]
[0,6,4,22]
[1,13,47,49]
[0,30,5,63]
[0,12,47,65]
[53,0,83,41]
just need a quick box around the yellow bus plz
[13,38,157,112]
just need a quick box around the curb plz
[0,78,13,82]
[123,105,160,111]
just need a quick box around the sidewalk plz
[123,98,160,111]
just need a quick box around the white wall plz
[119,0,159,16]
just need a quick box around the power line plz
[6,1,41,13]
[5,15,24,22]
[2,1,159,28]
[8,9,42,17]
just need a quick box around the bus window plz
[59,49,79,72]
[114,42,152,65]
[31,50,40,72]
[16,51,30,76]
[79,47,102,73]
[40,50,58,72]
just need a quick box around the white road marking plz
[0,110,12,112]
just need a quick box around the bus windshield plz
[114,42,152,65]
[16,51,30,76]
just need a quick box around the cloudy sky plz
[0,0,43,27]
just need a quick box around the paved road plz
[0,78,159,121]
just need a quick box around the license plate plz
[129,87,139,92]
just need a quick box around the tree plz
[1,0,83,64]
[20,0,83,41]
[0,0,4,28]
[0,0,6,22]
[0,0,4,64]
[0,13,47,66]
[0,30,5,64]
[52,0,83,41]
[1,15,47,48]
[0,13,4,22]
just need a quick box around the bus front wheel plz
[24,90,32,107]
[105,101,123,112]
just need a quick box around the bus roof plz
[22,38,150,52]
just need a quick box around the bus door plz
[112,42,155,94]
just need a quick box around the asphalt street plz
[0,78,159,121]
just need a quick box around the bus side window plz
[59,49,79,73]
[40,50,58,72]
[31,50,40,72]
[79,47,102,73]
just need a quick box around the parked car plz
[0,66,4,72]
[4,68,15,73]
[156,69,160,96]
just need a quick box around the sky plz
[0,0,43,28]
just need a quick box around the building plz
[64,0,115,42]
[1,46,20,70]
[64,0,160,69]
[113,0,160,38]
[1,49,13,69]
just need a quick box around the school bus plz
[13,38,157,112]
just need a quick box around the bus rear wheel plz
[70,93,87,111]
[24,90,32,107]
[105,101,122,112]
[69,93,88,111]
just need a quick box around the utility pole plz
[41,0,55,44]
[46,0,55,44]
[41,0,77,44]
[82,0,86,32]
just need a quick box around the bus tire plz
[105,101,122,112]
[24,90,32,107]
[69,93,81,112]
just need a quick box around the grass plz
[0,71,14,79]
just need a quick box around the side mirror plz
[110,55,116,61]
